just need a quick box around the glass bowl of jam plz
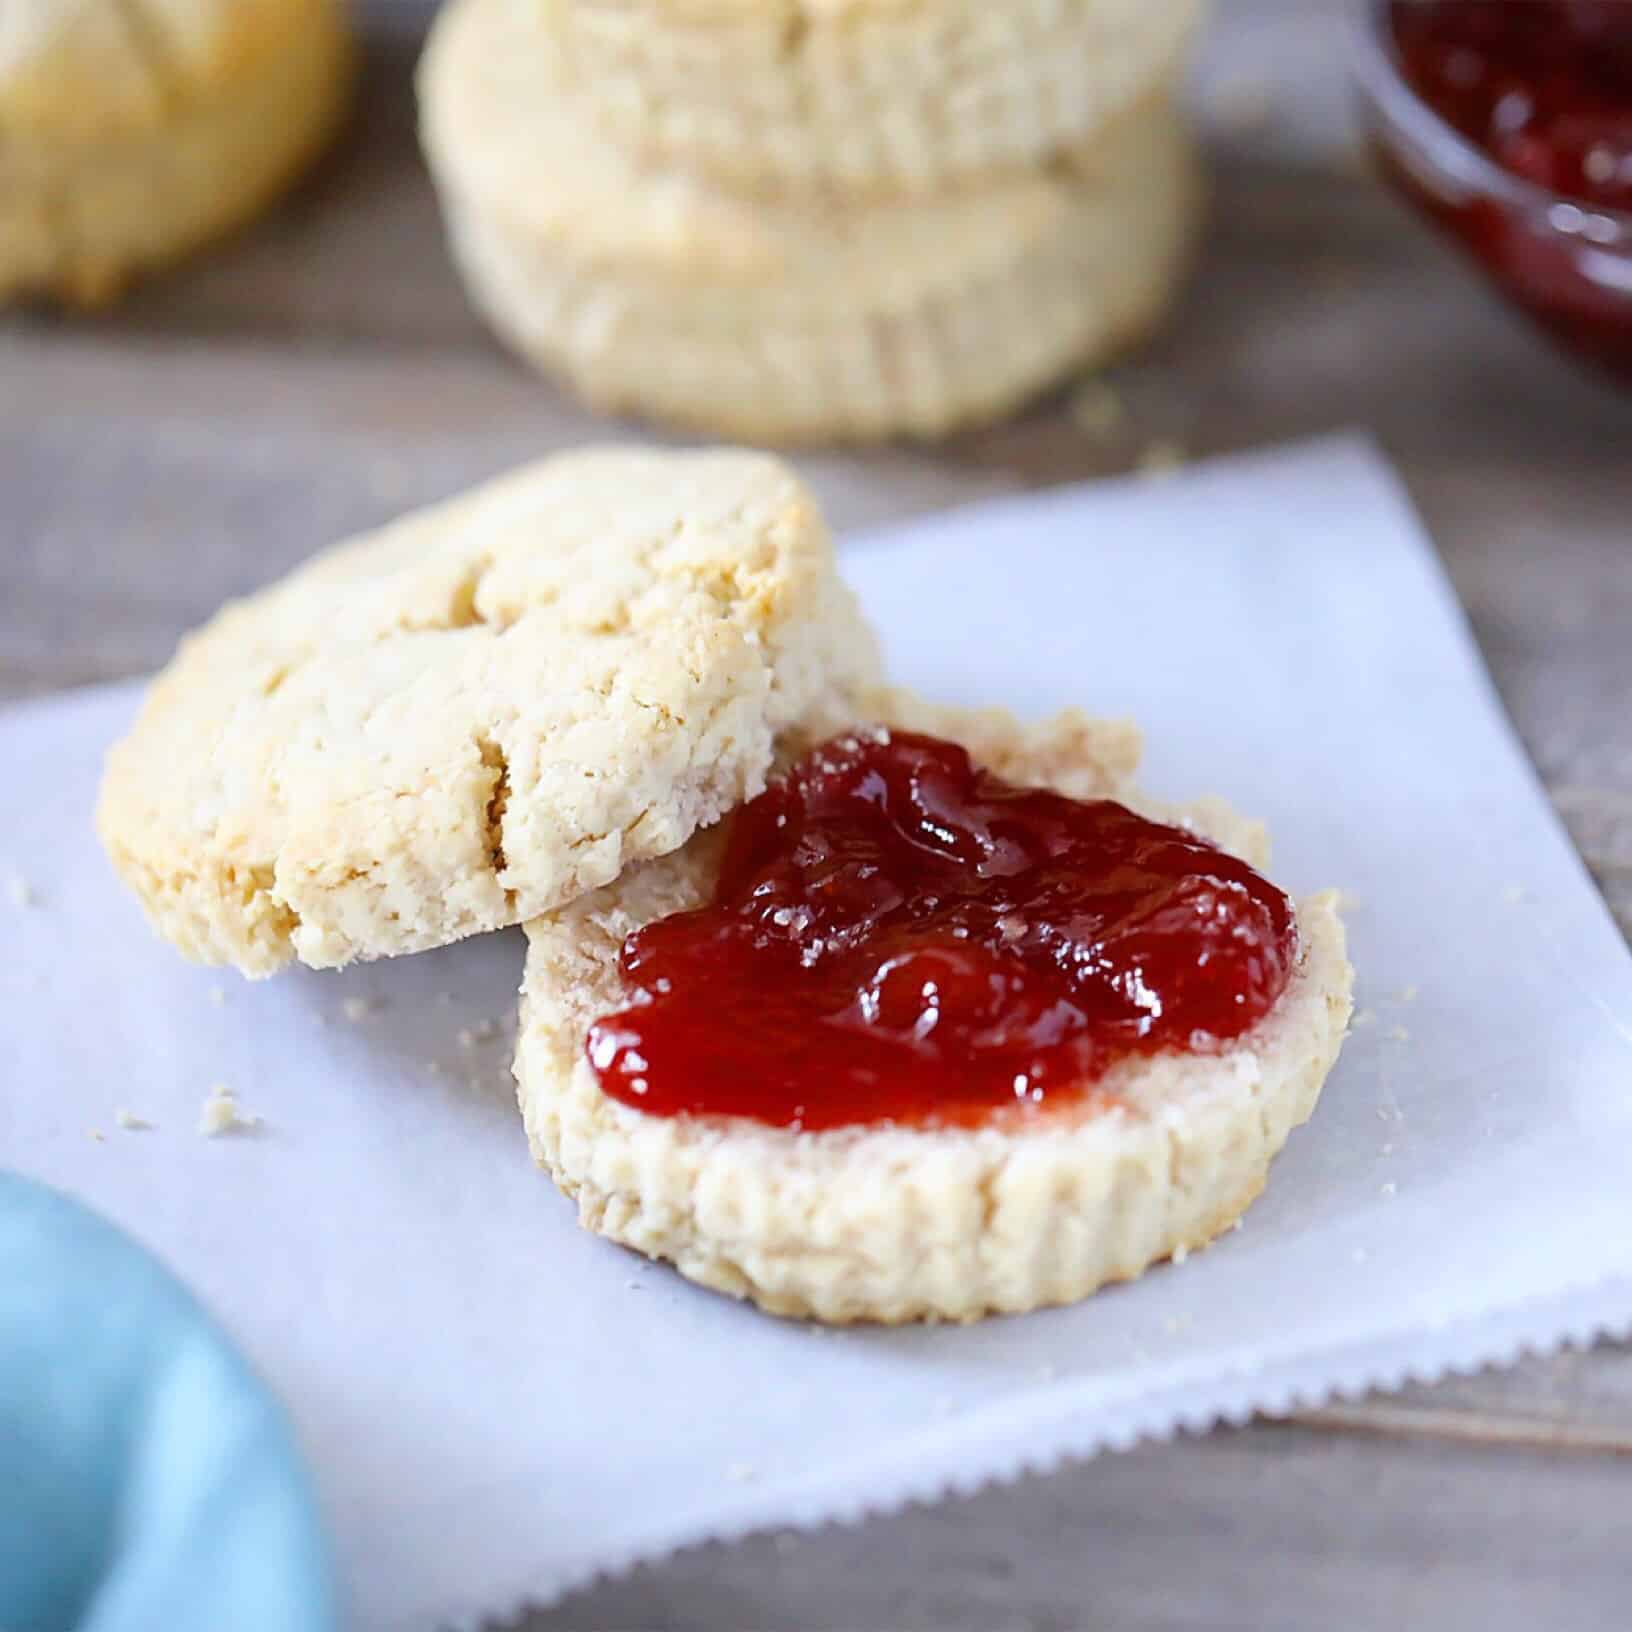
[1355,0,1632,383]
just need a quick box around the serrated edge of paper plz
[448,1269,1632,1631]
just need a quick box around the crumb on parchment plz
[1069,379,1125,437]
[7,873,36,908]
[341,996,378,1024]
[199,1083,261,1137]
[208,985,227,1008]
[1137,440,1186,478]
[115,1109,150,1131]
[725,1462,758,1484]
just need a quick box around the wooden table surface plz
[5,2,1630,1626]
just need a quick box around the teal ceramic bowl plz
[0,1174,337,1632]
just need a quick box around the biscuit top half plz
[0,0,333,133]
[419,0,1075,283]
[97,446,882,977]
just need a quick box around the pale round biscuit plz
[515,692,1353,1324]
[97,448,882,978]
[419,0,1199,443]
[0,0,351,306]
[536,0,1205,196]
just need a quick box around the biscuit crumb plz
[1171,1244,1189,1266]
[341,996,377,1023]
[725,1461,758,1484]
[7,874,35,909]
[1394,985,1419,1004]
[1503,884,1529,904]
[1137,439,1186,478]
[1069,379,1125,437]
[86,1127,105,1143]
[1380,1181,1397,1197]
[199,1083,260,1137]
[1350,1009,1375,1029]
[115,1109,150,1131]
[625,1279,642,1291]
[1386,1025,1410,1043]
[1381,1143,1395,1156]
[457,1018,500,1049]
[207,985,227,1008]
[1231,1219,1243,1233]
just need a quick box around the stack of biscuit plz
[419,0,1206,443]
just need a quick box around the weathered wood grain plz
[528,1426,1632,1632]
[2,0,1630,1625]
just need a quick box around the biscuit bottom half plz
[513,695,1354,1324]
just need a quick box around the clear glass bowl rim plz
[1352,0,1632,251]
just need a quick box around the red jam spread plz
[586,731,1298,1131]
[1385,0,1632,378]
[1393,1,1632,210]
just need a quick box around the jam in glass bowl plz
[1355,0,1632,383]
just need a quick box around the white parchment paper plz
[5,437,1631,1630]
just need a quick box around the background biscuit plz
[0,0,352,305]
